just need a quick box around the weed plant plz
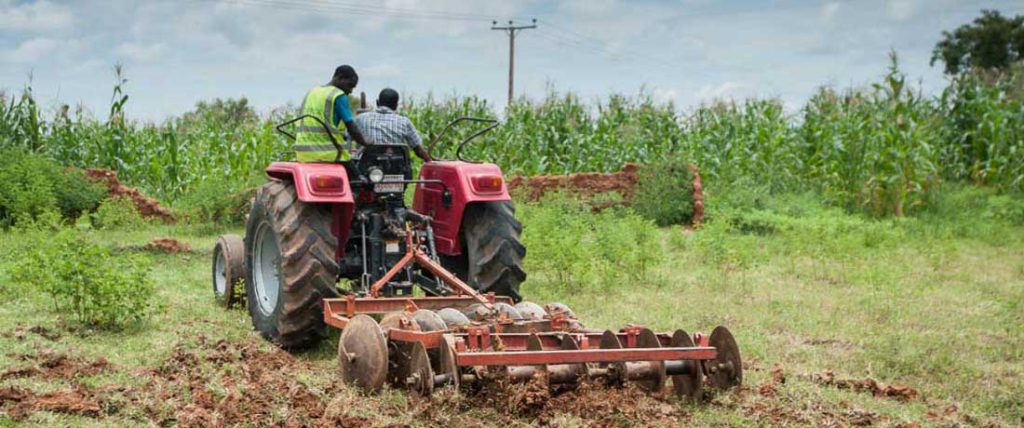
[517,193,665,295]
[8,229,154,329]
[91,196,147,230]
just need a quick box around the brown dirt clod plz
[145,237,193,253]
[508,163,643,206]
[85,168,175,223]
[0,386,104,420]
[809,370,920,402]
[1,352,110,381]
[28,326,61,341]
[508,163,705,227]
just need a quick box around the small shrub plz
[92,196,146,230]
[174,177,256,224]
[0,149,105,226]
[10,230,154,329]
[632,155,695,226]
[0,149,59,225]
[56,168,108,219]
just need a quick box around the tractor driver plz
[294,65,370,162]
[353,88,433,162]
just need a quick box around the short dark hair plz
[377,88,399,110]
[333,65,358,81]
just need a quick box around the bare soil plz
[808,370,920,402]
[0,385,104,420]
[85,168,175,223]
[508,163,643,203]
[145,237,193,254]
[0,337,970,427]
[1,351,109,381]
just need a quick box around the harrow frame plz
[320,227,742,398]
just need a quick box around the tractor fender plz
[265,161,355,258]
[265,161,355,204]
[412,161,512,255]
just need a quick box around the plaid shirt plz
[353,107,422,157]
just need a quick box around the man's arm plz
[413,145,432,163]
[344,121,369,147]
[334,95,369,147]
[405,118,432,162]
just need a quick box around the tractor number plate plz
[373,176,405,193]
[385,241,400,253]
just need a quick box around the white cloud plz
[821,2,840,23]
[559,0,618,16]
[5,37,59,63]
[0,0,72,32]
[886,0,917,22]
[115,42,166,63]
[363,63,403,79]
[696,81,750,102]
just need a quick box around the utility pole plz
[491,19,536,107]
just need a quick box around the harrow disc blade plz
[404,341,434,396]
[412,309,447,332]
[551,334,586,385]
[515,302,547,321]
[544,302,576,319]
[598,330,626,385]
[634,328,667,393]
[462,303,490,321]
[494,302,523,321]
[437,308,471,328]
[707,326,743,390]
[438,336,460,390]
[670,330,703,402]
[381,312,421,388]
[338,315,388,391]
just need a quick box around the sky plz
[1,0,1022,121]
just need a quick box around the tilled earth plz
[0,333,981,427]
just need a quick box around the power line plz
[203,0,708,78]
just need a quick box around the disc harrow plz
[319,225,743,399]
[323,296,743,400]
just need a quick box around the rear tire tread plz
[461,201,527,302]
[246,180,339,349]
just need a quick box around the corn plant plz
[0,58,1020,219]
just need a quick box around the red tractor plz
[214,117,525,348]
[211,116,741,399]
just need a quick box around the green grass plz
[0,190,1021,426]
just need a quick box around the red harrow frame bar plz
[321,228,743,399]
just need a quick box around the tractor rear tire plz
[244,179,339,349]
[457,201,526,302]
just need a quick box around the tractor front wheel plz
[245,180,339,349]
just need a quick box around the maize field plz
[1,60,1022,216]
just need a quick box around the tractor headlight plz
[368,167,385,183]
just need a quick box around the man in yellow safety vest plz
[294,65,369,162]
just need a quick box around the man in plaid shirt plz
[353,88,433,162]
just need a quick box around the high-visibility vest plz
[295,85,352,162]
